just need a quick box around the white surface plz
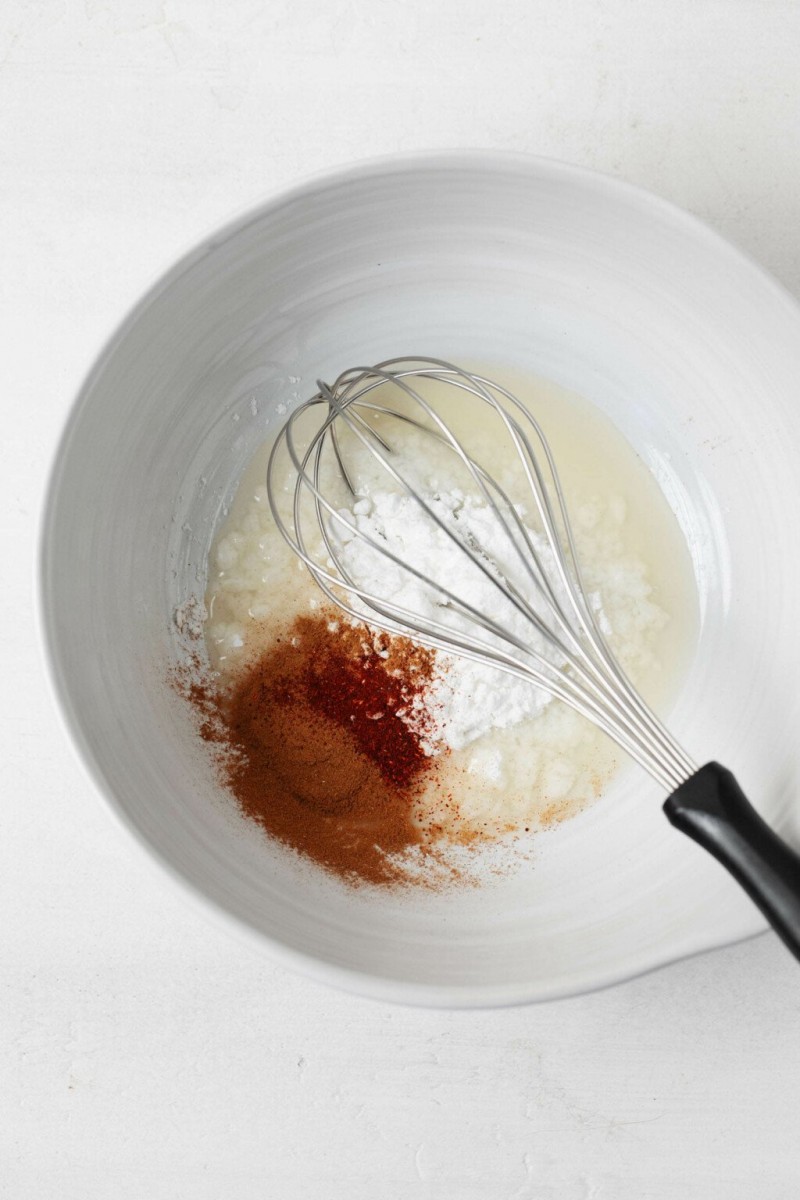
[4,0,800,1194]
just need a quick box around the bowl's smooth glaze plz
[39,152,800,1006]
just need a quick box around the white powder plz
[173,595,208,641]
[334,489,580,751]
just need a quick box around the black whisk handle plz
[664,762,800,963]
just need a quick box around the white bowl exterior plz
[40,153,800,1005]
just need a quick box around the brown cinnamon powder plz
[184,613,447,885]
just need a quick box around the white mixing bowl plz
[39,152,800,1006]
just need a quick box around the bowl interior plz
[41,155,800,1004]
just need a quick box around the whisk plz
[267,357,800,959]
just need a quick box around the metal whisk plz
[268,357,692,791]
[268,357,800,959]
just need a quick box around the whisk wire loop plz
[267,358,697,792]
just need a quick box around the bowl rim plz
[38,148,793,1008]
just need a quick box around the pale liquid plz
[205,368,698,843]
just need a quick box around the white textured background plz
[3,2,800,1196]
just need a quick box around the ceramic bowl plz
[39,152,800,1006]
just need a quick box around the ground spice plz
[294,616,434,789]
[185,613,443,886]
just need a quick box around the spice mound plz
[189,613,452,886]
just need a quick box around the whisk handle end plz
[664,762,800,963]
